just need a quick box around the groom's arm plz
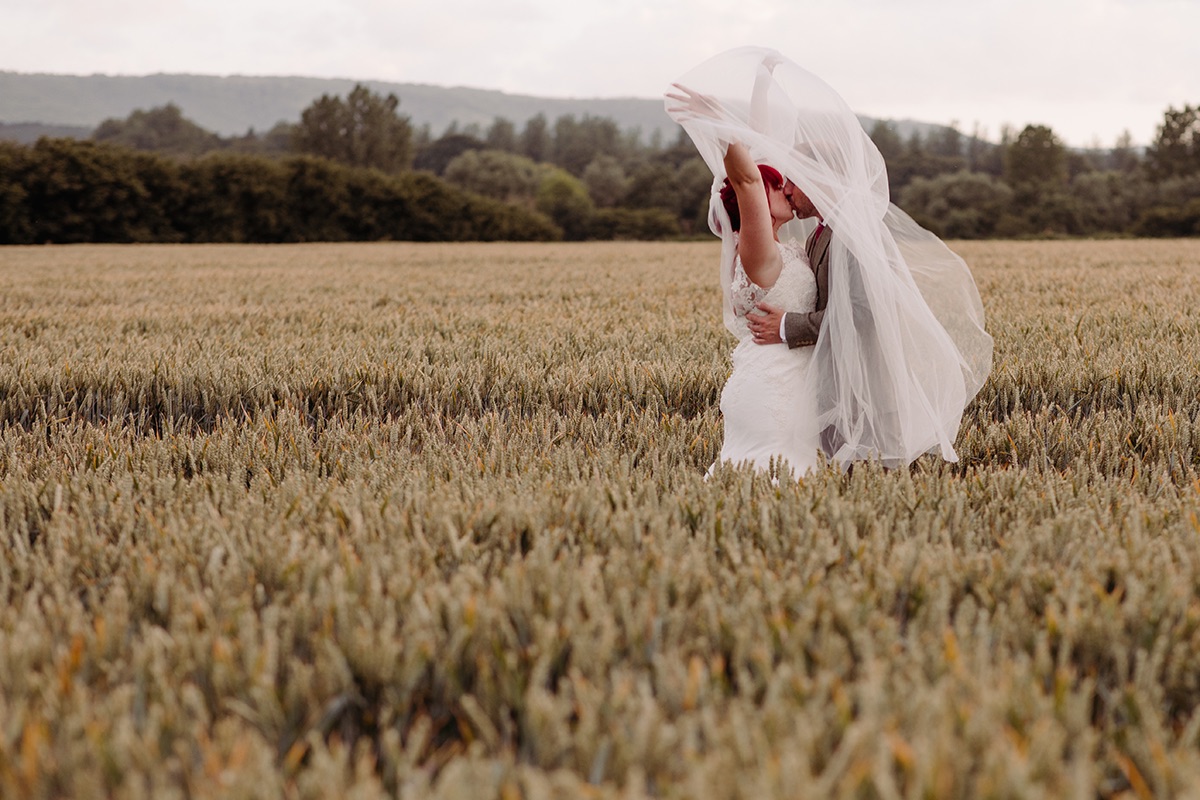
[782,308,824,348]
[744,303,820,347]
[746,302,821,347]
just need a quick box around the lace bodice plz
[729,238,817,341]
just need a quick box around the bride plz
[705,143,821,474]
[667,47,993,471]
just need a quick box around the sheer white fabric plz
[719,239,820,474]
[666,46,993,468]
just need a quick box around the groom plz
[746,179,829,348]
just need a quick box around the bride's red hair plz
[719,164,783,231]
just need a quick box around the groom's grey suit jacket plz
[783,223,832,349]
[786,223,898,458]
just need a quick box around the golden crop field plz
[1,238,1199,799]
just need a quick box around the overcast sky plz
[3,0,1197,147]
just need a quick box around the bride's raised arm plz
[723,142,783,289]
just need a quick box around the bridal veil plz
[666,46,993,468]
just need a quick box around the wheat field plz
[1,239,1199,799]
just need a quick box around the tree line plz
[880,115,1200,238]
[2,84,1198,243]
[0,138,565,244]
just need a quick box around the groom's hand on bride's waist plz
[748,302,785,345]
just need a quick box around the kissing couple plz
[666,47,993,476]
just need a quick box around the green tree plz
[0,142,33,243]
[623,162,681,216]
[999,124,1078,235]
[971,124,1015,178]
[1145,104,1200,180]
[178,154,290,242]
[1132,198,1200,236]
[899,171,1014,238]
[536,167,594,240]
[1004,124,1067,188]
[1069,170,1147,234]
[485,118,518,152]
[676,158,716,235]
[869,121,904,166]
[92,103,222,157]
[443,149,544,206]
[964,123,1002,175]
[929,122,964,159]
[888,130,966,195]
[1066,149,1096,181]
[1149,173,1200,208]
[396,170,559,241]
[282,157,354,241]
[521,114,551,163]
[0,136,559,244]
[292,84,413,173]
[581,155,629,208]
[413,133,485,175]
[552,114,623,176]
[20,139,179,243]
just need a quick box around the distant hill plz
[0,71,954,145]
[0,121,92,144]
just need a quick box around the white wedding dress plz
[716,238,821,475]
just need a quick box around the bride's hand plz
[665,83,723,121]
